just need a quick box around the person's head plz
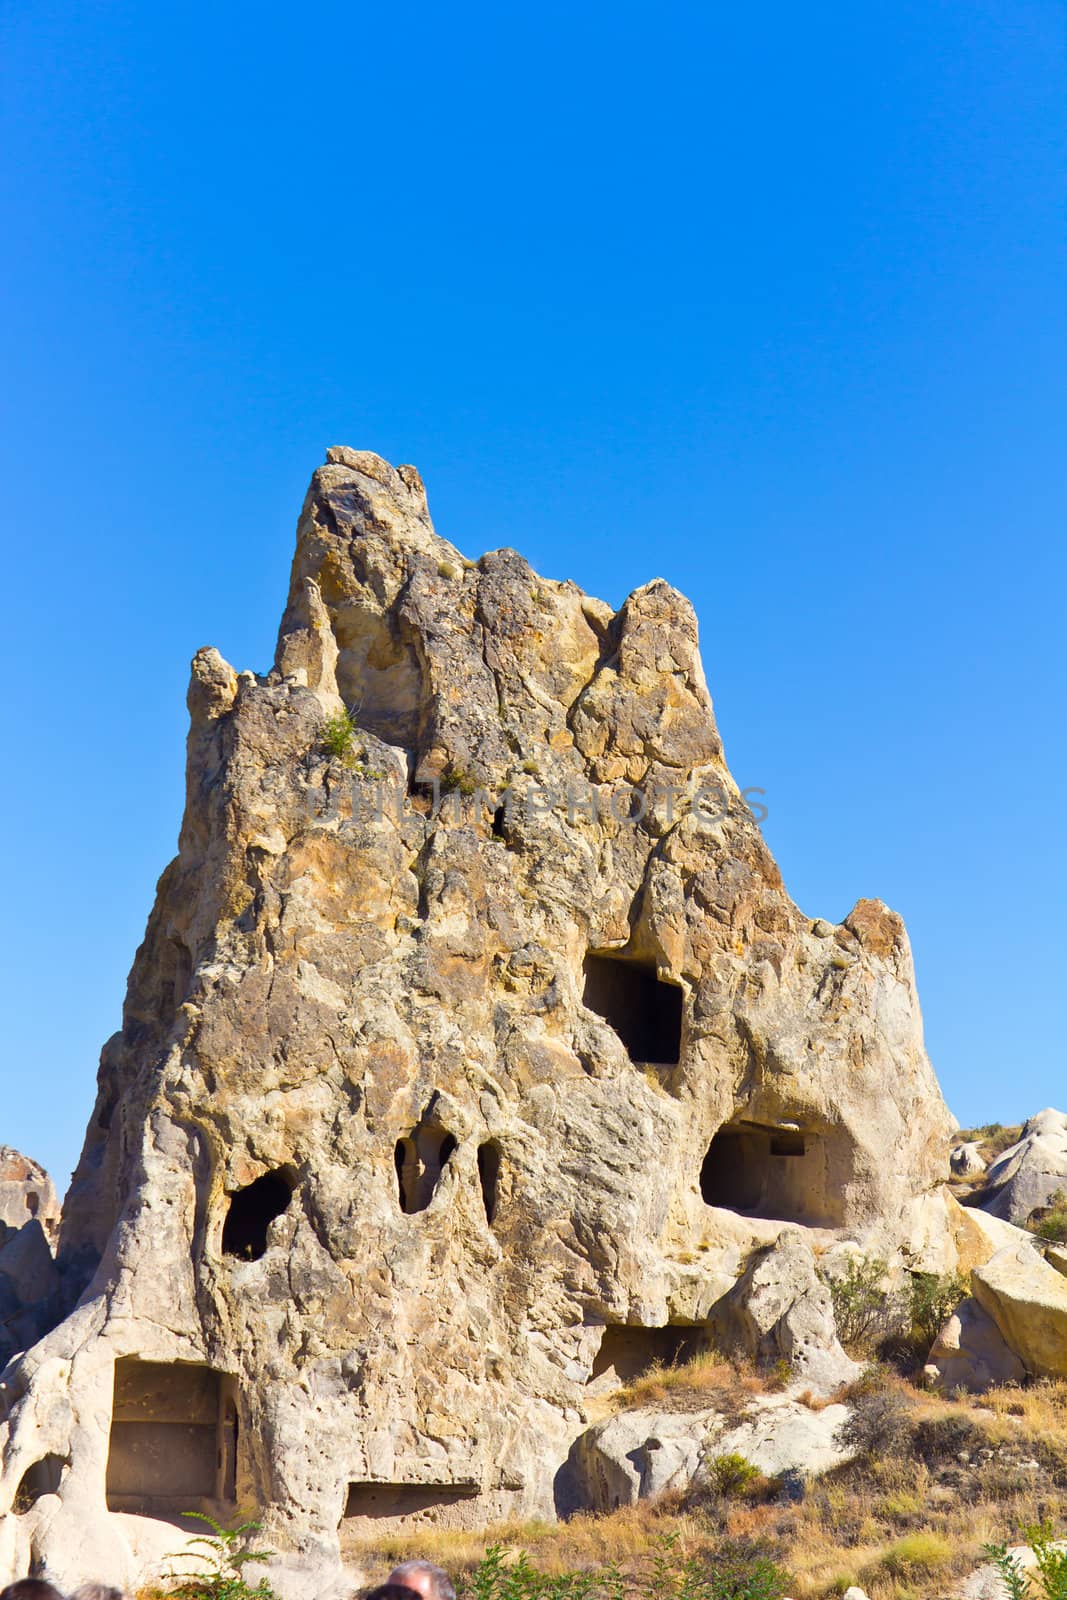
[387,1563,456,1600]
[364,1586,423,1600]
[0,1583,67,1600]
[72,1586,125,1600]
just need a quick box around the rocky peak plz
[0,451,964,1595]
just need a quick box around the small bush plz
[706,1452,762,1498]
[836,1389,913,1460]
[826,1255,891,1348]
[985,1525,1067,1600]
[909,1270,969,1348]
[912,1410,984,1464]
[441,766,482,797]
[320,707,361,766]
[1032,1190,1067,1244]
[879,1531,953,1575]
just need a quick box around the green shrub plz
[985,1524,1067,1599]
[165,1513,275,1600]
[879,1531,953,1575]
[826,1255,891,1347]
[320,707,361,766]
[441,766,482,797]
[706,1451,761,1497]
[908,1270,969,1348]
[460,1534,791,1600]
[1032,1190,1067,1244]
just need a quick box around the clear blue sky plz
[1,1,1064,1190]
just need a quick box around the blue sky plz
[1,0,1064,1189]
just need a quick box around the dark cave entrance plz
[221,1170,294,1260]
[13,1454,68,1512]
[699,1120,844,1226]
[589,1324,700,1384]
[106,1359,237,1515]
[342,1481,480,1525]
[395,1120,458,1214]
[477,1140,502,1225]
[582,952,683,1065]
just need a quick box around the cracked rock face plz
[1,450,959,1591]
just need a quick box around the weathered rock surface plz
[0,1151,61,1369]
[711,1230,860,1394]
[974,1109,1067,1226]
[569,1391,853,1511]
[924,1295,1026,1393]
[0,450,958,1591]
[0,1149,58,1246]
[951,1141,987,1181]
[972,1243,1067,1378]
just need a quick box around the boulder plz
[569,1391,854,1511]
[976,1109,1067,1226]
[1046,1244,1067,1278]
[0,1149,59,1246]
[0,1220,59,1307]
[951,1141,987,1180]
[924,1296,1026,1392]
[972,1244,1067,1378]
[715,1230,861,1394]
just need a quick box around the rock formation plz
[972,1110,1067,1227]
[0,1151,60,1372]
[0,449,968,1593]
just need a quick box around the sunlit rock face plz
[0,450,958,1592]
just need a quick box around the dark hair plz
[1,1583,68,1600]
[364,1587,424,1600]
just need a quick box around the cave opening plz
[395,1123,458,1214]
[699,1121,843,1226]
[106,1359,236,1515]
[589,1324,700,1384]
[342,1480,479,1527]
[221,1170,294,1261]
[477,1140,502,1225]
[14,1454,67,1512]
[582,952,682,1065]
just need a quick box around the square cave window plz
[589,1324,700,1384]
[699,1121,844,1227]
[106,1358,237,1514]
[342,1481,480,1529]
[582,953,682,1065]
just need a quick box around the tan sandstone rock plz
[0,1150,59,1246]
[924,1296,1026,1393]
[0,451,957,1592]
[972,1244,1067,1379]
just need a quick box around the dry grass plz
[317,1369,1067,1599]
[612,1349,763,1415]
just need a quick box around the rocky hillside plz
[0,451,1060,1599]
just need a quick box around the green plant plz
[459,1534,791,1600]
[879,1531,953,1576]
[983,1542,1032,1600]
[908,1270,968,1348]
[826,1255,890,1347]
[1032,1190,1067,1244]
[437,559,459,579]
[706,1451,761,1497]
[320,707,362,767]
[441,766,481,797]
[165,1512,276,1600]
